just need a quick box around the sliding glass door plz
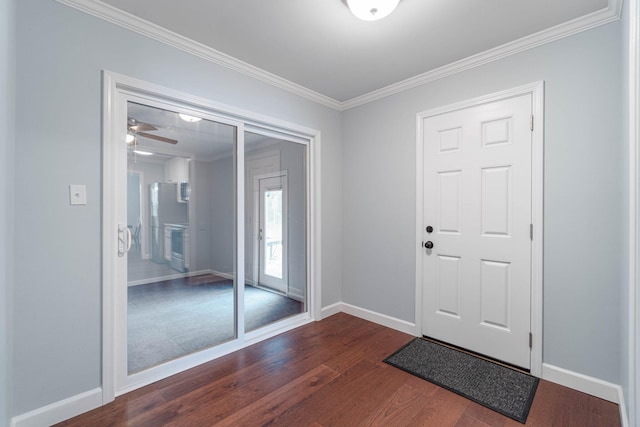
[109,87,312,394]
[125,101,237,374]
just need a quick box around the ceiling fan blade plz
[129,123,158,132]
[128,117,158,132]
[137,132,178,144]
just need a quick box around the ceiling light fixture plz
[133,150,154,156]
[179,113,202,123]
[347,0,399,21]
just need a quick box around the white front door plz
[421,93,533,369]
[257,174,287,293]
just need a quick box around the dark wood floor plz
[57,313,621,426]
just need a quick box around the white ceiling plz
[98,0,610,103]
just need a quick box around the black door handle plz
[424,241,433,249]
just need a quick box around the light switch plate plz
[69,185,87,205]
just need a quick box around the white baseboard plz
[127,269,217,286]
[542,364,629,427]
[320,302,342,319]
[335,302,418,335]
[208,269,234,280]
[10,387,102,427]
[542,363,621,403]
[287,288,304,302]
[618,386,629,427]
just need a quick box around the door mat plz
[384,338,538,424]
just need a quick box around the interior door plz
[257,175,287,293]
[421,94,533,369]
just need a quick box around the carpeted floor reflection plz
[128,275,303,373]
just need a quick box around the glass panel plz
[126,101,236,374]
[244,132,307,332]
[264,189,283,279]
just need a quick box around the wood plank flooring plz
[56,313,621,426]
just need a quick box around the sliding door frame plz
[102,71,322,403]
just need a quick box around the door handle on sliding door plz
[118,224,132,257]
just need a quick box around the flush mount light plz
[347,0,399,21]
[179,113,202,123]
[133,150,153,156]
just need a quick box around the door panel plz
[436,255,461,317]
[422,94,532,369]
[481,166,511,237]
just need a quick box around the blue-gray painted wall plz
[1,0,15,424]
[342,22,624,384]
[7,0,632,421]
[12,0,342,416]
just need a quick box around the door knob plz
[424,241,433,249]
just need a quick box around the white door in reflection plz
[257,174,287,293]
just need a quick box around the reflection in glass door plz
[245,133,307,332]
[259,175,286,291]
[125,101,237,374]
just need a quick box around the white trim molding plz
[56,0,620,112]
[628,0,640,426]
[542,364,621,403]
[55,0,341,110]
[10,388,102,427]
[320,302,343,319]
[335,302,418,336]
[342,1,621,109]
[542,364,628,426]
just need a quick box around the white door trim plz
[102,71,322,403]
[628,0,640,424]
[415,81,544,377]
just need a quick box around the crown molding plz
[341,0,622,110]
[55,0,342,111]
[57,0,621,112]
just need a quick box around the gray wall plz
[12,0,342,417]
[9,0,631,420]
[1,0,15,424]
[209,156,235,275]
[342,22,624,384]
[278,141,308,299]
[192,159,213,272]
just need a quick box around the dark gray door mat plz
[384,338,539,424]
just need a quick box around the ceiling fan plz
[127,117,178,145]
